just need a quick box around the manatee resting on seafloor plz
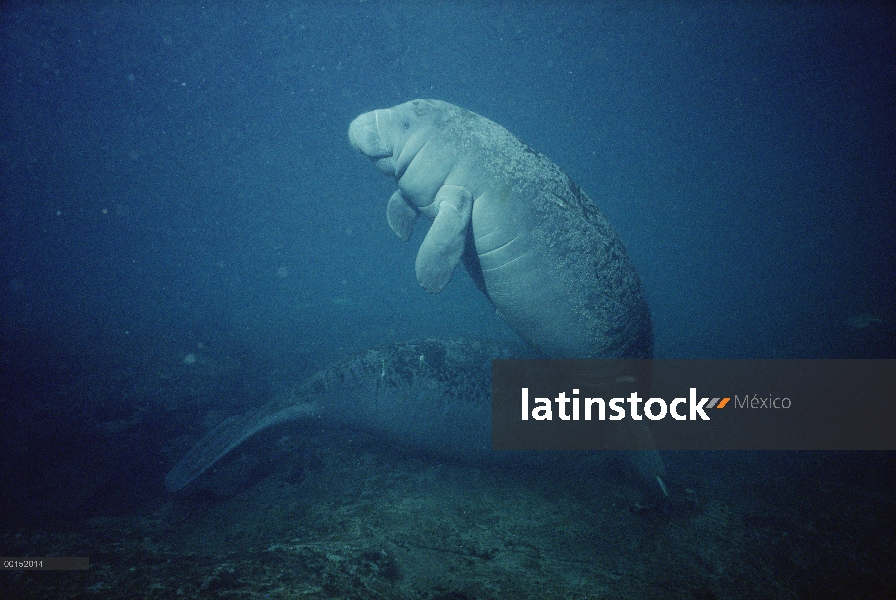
[348,99,652,359]
[165,339,665,498]
[165,339,514,492]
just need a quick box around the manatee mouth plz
[348,111,391,159]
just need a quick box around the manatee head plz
[348,100,475,294]
[348,99,452,178]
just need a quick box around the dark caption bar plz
[2,557,89,570]
[493,359,896,451]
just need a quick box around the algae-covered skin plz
[164,339,517,492]
[165,338,666,499]
[349,99,652,359]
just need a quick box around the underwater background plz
[1,1,894,598]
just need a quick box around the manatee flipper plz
[164,401,316,492]
[386,190,418,241]
[415,185,473,293]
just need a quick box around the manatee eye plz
[400,116,411,130]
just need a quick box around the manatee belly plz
[471,179,652,359]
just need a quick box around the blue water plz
[1,2,894,597]
[2,2,892,362]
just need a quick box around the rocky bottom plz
[4,428,893,599]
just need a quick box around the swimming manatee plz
[348,99,652,359]
[165,338,665,499]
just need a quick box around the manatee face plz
[348,101,440,180]
[348,106,408,175]
[349,100,653,359]
[349,100,465,218]
[350,101,476,293]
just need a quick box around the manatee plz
[165,338,666,498]
[348,99,652,359]
[165,338,516,492]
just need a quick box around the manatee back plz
[430,101,653,358]
[299,338,519,452]
[165,338,520,492]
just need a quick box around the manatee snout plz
[348,110,392,160]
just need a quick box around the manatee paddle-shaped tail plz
[164,401,316,492]
[165,339,516,492]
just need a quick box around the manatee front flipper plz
[415,185,473,293]
[387,190,418,241]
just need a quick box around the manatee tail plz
[164,401,316,492]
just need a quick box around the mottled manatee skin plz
[301,338,516,453]
[164,339,521,491]
[349,99,652,359]
[164,338,665,498]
